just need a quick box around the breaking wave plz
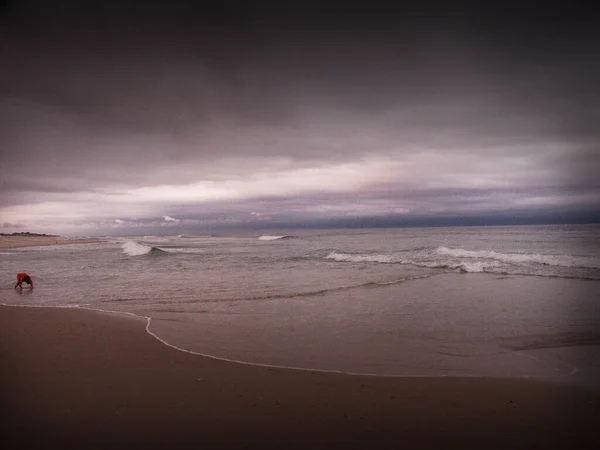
[325,252,404,264]
[258,235,297,241]
[436,247,600,269]
[121,241,167,257]
[323,251,496,272]
[323,248,600,278]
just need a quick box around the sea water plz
[2,224,599,389]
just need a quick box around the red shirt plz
[17,272,29,281]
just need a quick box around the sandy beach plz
[1,305,598,449]
[0,235,103,249]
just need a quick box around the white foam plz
[258,235,288,241]
[450,261,503,273]
[436,247,600,269]
[325,251,403,264]
[325,252,446,268]
[325,252,510,274]
[121,241,153,256]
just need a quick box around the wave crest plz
[258,235,296,241]
[325,251,402,264]
[436,246,600,269]
[122,241,166,256]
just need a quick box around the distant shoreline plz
[0,232,59,237]
[0,235,104,249]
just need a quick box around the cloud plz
[1,221,25,229]
[0,3,598,234]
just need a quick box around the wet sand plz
[1,305,599,449]
[0,235,103,249]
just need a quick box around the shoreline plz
[0,235,104,249]
[3,272,600,389]
[1,304,599,448]
[3,299,594,384]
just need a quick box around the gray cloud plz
[1,1,599,233]
[1,221,25,229]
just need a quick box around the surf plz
[258,235,297,241]
[436,246,600,269]
[121,241,167,257]
[323,248,600,279]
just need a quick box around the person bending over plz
[15,272,34,289]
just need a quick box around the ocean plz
[2,224,600,389]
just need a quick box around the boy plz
[15,272,34,289]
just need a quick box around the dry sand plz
[1,305,599,450]
[0,235,103,249]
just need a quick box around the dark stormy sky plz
[1,1,599,235]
